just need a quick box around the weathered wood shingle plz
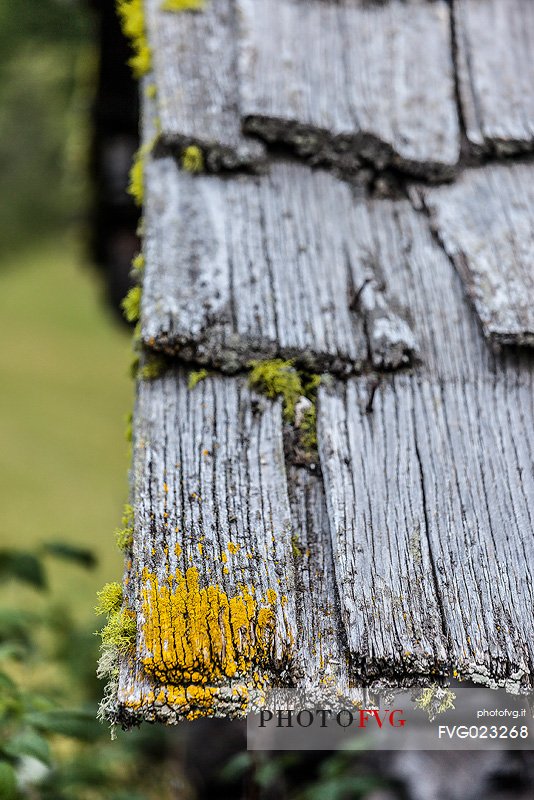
[144,0,265,169]
[118,370,299,722]
[454,0,534,155]
[237,0,459,178]
[421,164,534,347]
[141,155,417,373]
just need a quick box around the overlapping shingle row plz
[112,0,534,726]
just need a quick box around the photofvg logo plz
[258,707,406,730]
[247,688,534,751]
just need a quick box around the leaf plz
[0,761,17,800]
[42,542,97,569]
[0,550,46,589]
[3,730,51,766]
[25,709,101,742]
[219,751,253,783]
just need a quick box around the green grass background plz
[0,237,132,620]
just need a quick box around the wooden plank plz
[141,157,417,373]
[286,467,354,698]
[454,0,534,155]
[117,369,299,721]
[144,0,265,170]
[355,197,494,382]
[237,0,459,179]
[318,376,449,685]
[421,164,534,347]
[318,371,534,691]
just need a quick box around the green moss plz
[101,608,137,654]
[248,359,303,422]
[116,0,152,78]
[139,355,168,381]
[161,0,205,9]
[115,503,134,551]
[130,354,140,380]
[299,404,317,450]
[121,286,141,324]
[181,145,204,173]
[95,582,123,617]
[131,252,145,276]
[188,368,209,390]
[124,411,133,444]
[291,535,302,559]
[128,147,146,206]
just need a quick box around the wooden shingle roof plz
[110,0,534,726]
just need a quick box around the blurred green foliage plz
[0,545,182,800]
[0,0,93,252]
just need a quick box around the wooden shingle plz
[454,0,534,155]
[237,0,460,178]
[141,155,417,373]
[421,164,534,347]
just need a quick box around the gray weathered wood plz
[318,371,534,691]
[141,156,417,373]
[117,370,299,721]
[454,0,534,155]
[286,467,354,697]
[237,0,459,179]
[144,0,265,170]
[318,376,449,685]
[421,164,534,347]
[352,197,494,382]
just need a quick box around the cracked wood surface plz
[237,0,459,178]
[454,0,534,155]
[318,370,534,692]
[144,0,265,169]
[117,370,298,722]
[141,156,417,373]
[316,195,534,689]
[420,164,534,347]
[287,467,353,696]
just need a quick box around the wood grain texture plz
[318,376,448,685]
[144,0,265,170]
[420,164,534,347]
[286,467,354,697]
[141,157,417,373]
[117,369,299,722]
[318,370,534,691]
[237,0,459,178]
[454,0,534,155]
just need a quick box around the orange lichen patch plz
[140,567,280,686]
[174,543,182,558]
[122,681,253,720]
[227,542,240,554]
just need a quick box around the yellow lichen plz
[140,567,280,685]
[227,542,240,554]
[415,686,456,720]
[145,83,157,99]
[161,0,205,10]
[181,145,204,173]
[116,0,152,78]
